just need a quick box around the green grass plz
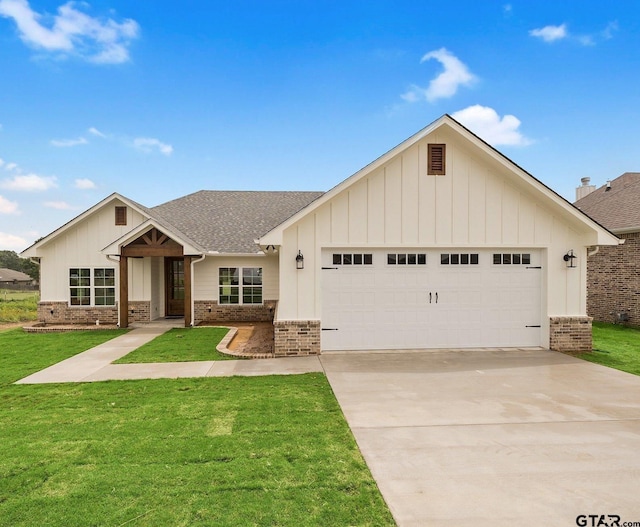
[577,322,640,376]
[0,329,394,527]
[114,327,236,363]
[0,292,39,323]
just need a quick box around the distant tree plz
[0,251,40,281]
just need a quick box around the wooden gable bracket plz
[121,228,183,257]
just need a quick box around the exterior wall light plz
[296,250,304,270]
[563,249,577,268]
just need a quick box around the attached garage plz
[321,248,543,350]
[259,115,621,355]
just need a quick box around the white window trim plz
[218,267,263,305]
[69,267,116,307]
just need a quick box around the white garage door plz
[321,249,542,351]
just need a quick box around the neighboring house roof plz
[0,268,32,282]
[260,114,620,247]
[574,172,640,233]
[151,190,324,253]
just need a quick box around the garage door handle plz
[526,325,541,328]
[322,267,339,270]
[322,328,339,331]
[429,292,432,303]
[435,292,438,304]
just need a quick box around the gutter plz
[190,254,206,326]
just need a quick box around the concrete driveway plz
[320,348,640,527]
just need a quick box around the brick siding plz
[194,300,276,325]
[38,301,118,325]
[587,232,639,326]
[274,320,321,356]
[549,316,592,352]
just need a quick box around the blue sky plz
[1,0,639,251]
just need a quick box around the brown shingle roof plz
[150,190,324,253]
[574,172,640,232]
[0,268,32,282]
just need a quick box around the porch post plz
[184,256,192,327]
[119,255,129,328]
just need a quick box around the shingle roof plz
[150,190,324,253]
[0,268,32,282]
[574,172,640,232]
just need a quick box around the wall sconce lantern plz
[563,249,577,268]
[296,250,304,270]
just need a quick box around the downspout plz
[190,254,206,326]
[106,254,121,327]
[587,246,599,257]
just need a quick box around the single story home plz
[574,172,640,326]
[0,268,35,289]
[21,115,620,355]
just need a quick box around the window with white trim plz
[69,268,115,306]
[219,267,263,305]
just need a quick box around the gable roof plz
[0,268,32,282]
[20,193,153,257]
[574,172,640,233]
[150,190,324,253]
[259,114,620,247]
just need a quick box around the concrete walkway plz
[15,320,322,384]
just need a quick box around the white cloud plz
[602,21,618,40]
[1,174,58,191]
[529,24,568,43]
[133,137,174,156]
[401,48,476,103]
[88,126,106,138]
[0,158,4,167]
[44,200,73,210]
[74,177,95,189]
[5,162,18,172]
[0,0,139,64]
[0,195,19,214]
[50,136,88,147]
[451,105,532,147]
[0,231,26,250]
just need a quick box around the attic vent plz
[428,144,446,175]
[115,206,127,226]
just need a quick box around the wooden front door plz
[165,257,185,317]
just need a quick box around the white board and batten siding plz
[37,200,147,301]
[276,128,591,349]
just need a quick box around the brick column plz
[549,316,592,352]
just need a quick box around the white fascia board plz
[101,219,203,255]
[21,193,150,257]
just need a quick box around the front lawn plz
[114,327,235,363]
[0,329,394,527]
[578,322,640,376]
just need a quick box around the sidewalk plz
[15,321,322,384]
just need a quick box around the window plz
[332,253,373,265]
[387,253,427,265]
[428,144,446,175]
[493,253,531,265]
[115,206,127,226]
[440,253,479,265]
[219,267,262,304]
[69,268,115,306]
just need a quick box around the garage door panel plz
[321,249,542,350]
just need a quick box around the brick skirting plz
[274,320,321,356]
[549,316,592,352]
[37,301,151,325]
[194,300,276,325]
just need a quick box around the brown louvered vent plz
[115,206,127,226]
[428,144,446,175]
